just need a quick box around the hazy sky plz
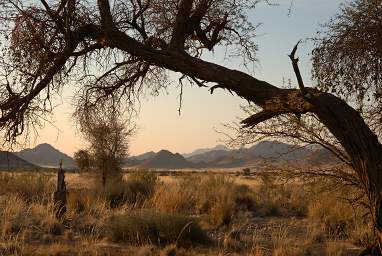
[12,0,343,156]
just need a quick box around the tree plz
[73,149,92,171]
[0,0,382,250]
[74,103,133,187]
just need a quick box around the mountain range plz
[127,141,338,169]
[0,141,339,170]
[182,145,228,158]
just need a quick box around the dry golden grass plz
[149,175,256,228]
[0,169,369,255]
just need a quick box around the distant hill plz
[304,147,339,165]
[132,151,156,161]
[0,151,38,170]
[182,145,228,158]
[246,141,311,160]
[186,141,312,167]
[187,149,231,164]
[16,143,75,168]
[127,141,339,169]
[140,150,194,169]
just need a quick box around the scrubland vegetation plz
[0,169,370,255]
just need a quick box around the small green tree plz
[73,149,92,172]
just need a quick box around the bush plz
[150,175,256,228]
[149,176,199,215]
[103,170,157,208]
[104,210,208,246]
[308,194,356,240]
[67,188,106,215]
[196,176,236,227]
[242,168,251,176]
[253,178,308,218]
[73,149,92,172]
[196,175,256,227]
[125,170,157,204]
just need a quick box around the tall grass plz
[150,175,256,228]
[0,194,63,243]
[102,170,157,208]
[0,173,54,202]
[0,170,370,255]
[104,210,208,246]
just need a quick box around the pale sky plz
[8,0,343,156]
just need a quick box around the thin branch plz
[178,75,185,116]
[39,0,66,33]
[288,40,306,94]
[71,43,103,56]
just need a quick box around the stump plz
[54,160,67,218]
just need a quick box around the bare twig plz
[288,40,306,95]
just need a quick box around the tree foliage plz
[74,102,134,186]
[312,0,382,110]
[73,149,92,171]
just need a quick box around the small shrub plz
[197,175,257,227]
[308,196,355,240]
[67,189,103,214]
[74,215,102,238]
[125,170,157,204]
[253,179,308,218]
[103,170,157,208]
[149,181,196,215]
[203,185,236,227]
[234,185,257,211]
[150,175,256,228]
[50,223,65,236]
[104,210,208,246]
[242,168,251,176]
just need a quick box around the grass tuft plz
[104,210,208,246]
